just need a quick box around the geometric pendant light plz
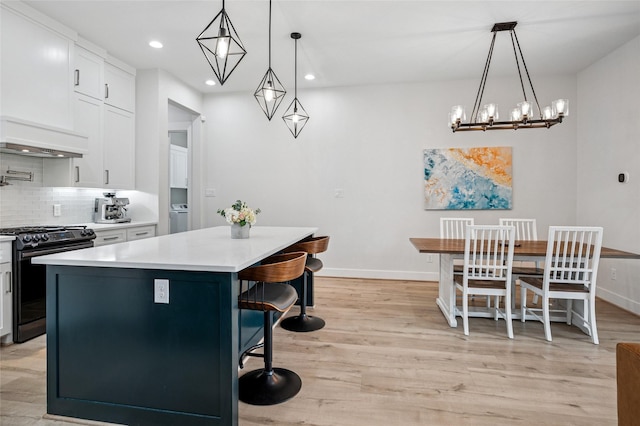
[254,0,286,120]
[196,0,247,86]
[282,32,309,138]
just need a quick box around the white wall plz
[136,69,204,235]
[202,75,578,280]
[577,35,640,315]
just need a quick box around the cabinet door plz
[0,5,73,128]
[0,262,12,338]
[103,105,135,189]
[170,145,188,189]
[74,46,104,100]
[73,94,104,187]
[104,62,135,113]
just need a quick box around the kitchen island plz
[33,226,317,426]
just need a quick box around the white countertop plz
[33,226,317,273]
[0,236,16,242]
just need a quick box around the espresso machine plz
[94,192,131,224]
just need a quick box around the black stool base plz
[281,314,325,332]
[238,368,302,405]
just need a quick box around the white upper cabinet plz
[0,2,75,129]
[104,62,135,113]
[103,105,135,189]
[73,46,104,100]
[170,145,188,189]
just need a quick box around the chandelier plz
[449,22,568,132]
[196,0,247,86]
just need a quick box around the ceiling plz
[17,1,640,95]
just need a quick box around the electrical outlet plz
[53,204,61,217]
[334,188,344,198]
[426,254,434,263]
[611,268,617,281]
[205,188,216,197]
[154,279,169,304]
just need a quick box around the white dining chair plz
[440,217,474,275]
[499,218,544,306]
[520,226,603,344]
[453,225,516,339]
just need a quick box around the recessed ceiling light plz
[205,79,216,86]
[304,74,315,81]
[149,40,163,49]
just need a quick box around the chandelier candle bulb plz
[553,99,569,118]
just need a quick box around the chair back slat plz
[464,225,515,281]
[285,236,330,255]
[239,252,307,283]
[441,218,474,239]
[544,226,603,287]
[499,218,537,241]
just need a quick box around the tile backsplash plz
[0,153,147,227]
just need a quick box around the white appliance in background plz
[170,204,188,234]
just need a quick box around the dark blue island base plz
[46,266,253,426]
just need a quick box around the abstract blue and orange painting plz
[423,147,512,210]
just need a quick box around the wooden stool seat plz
[237,251,307,406]
[281,236,329,332]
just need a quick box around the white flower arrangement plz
[217,200,261,227]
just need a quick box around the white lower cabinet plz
[93,229,127,247]
[93,225,156,247]
[0,241,13,342]
[126,226,156,242]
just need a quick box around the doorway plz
[168,101,196,234]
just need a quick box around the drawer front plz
[126,226,156,241]
[93,230,127,246]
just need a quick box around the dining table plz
[409,237,640,328]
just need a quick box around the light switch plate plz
[154,279,169,304]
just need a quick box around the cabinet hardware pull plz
[104,236,119,241]
[75,166,80,183]
[74,69,80,86]
[105,83,109,99]
[6,271,11,293]
[135,232,148,236]
[104,170,109,185]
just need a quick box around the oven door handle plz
[19,242,94,259]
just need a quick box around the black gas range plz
[0,225,96,343]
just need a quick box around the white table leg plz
[436,253,457,327]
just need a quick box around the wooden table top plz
[409,238,640,259]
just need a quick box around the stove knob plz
[41,233,49,241]
[23,234,32,243]
[32,234,41,242]
[86,229,94,236]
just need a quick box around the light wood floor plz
[2,277,639,426]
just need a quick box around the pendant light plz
[449,22,568,132]
[282,32,309,138]
[254,0,286,120]
[196,0,247,86]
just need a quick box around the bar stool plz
[281,236,329,332]
[238,251,307,405]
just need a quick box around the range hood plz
[0,116,88,158]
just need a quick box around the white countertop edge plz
[0,236,16,242]
[33,226,318,273]
[74,221,158,231]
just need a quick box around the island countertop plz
[33,226,317,272]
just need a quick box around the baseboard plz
[317,268,438,282]
[597,287,640,317]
